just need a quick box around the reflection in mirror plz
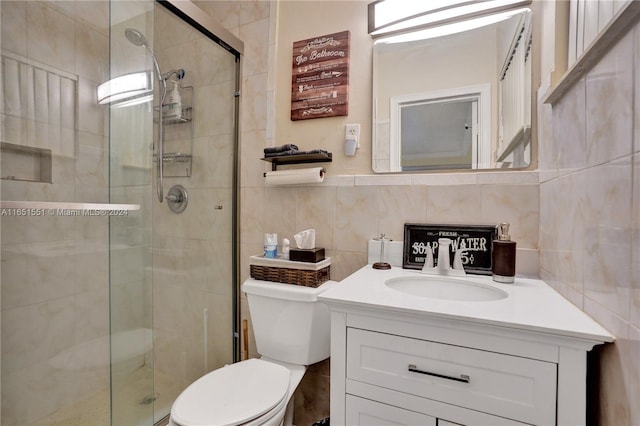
[372,9,532,173]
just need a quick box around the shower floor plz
[32,366,181,426]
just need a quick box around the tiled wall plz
[251,177,540,279]
[195,0,272,350]
[538,19,640,425]
[0,1,110,423]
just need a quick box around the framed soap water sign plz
[291,31,350,121]
[403,224,497,275]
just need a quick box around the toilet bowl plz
[168,279,336,426]
[169,358,304,426]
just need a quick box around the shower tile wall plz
[192,0,272,359]
[149,4,236,416]
[1,1,110,424]
[538,21,640,425]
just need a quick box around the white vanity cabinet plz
[319,266,614,426]
[346,327,555,425]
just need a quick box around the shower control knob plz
[166,185,188,214]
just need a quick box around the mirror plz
[372,9,532,173]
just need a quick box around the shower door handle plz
[157,85,165,203]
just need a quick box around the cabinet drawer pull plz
[408,364,470,383]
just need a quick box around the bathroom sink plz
[385,276,508,302]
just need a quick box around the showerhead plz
[124,28,164,91]
[125,28,149,48]
[162,69,185,81]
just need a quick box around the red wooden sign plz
[291,31,350,121]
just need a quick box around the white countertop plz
[319,265,614,344]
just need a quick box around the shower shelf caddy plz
[154,152,192,163]
[153,84,194,177]
[162,106,193,125]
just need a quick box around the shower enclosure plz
[1,1,242,424]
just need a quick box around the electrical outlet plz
[345,124,360,147]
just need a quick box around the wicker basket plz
[249,256,331,287]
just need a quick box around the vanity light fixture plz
[97,71,153,107]
[368,0,531,38]
[376,7,530,44]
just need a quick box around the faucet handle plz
[425,246,434,268]
[420,246,435,274]
[453,249,467,273]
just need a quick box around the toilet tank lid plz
[242,279,337,302]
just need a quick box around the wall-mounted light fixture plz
[376,7,530,44]
[97,71,153,107]
[368,0,531,39]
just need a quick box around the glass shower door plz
[108,1,240,424]
[108,1,155,425]
[149,3,240,423]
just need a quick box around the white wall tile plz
[585,34,633,167]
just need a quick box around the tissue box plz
[289,247,325,263]
[249,255,331,287]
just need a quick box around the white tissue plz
[294,229,315,249]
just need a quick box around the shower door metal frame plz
[157,0,244,363]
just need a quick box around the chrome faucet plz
[421,238,466,277]
[437,238,451,273]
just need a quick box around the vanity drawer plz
[346,328,556,425]
[346,395,437,426]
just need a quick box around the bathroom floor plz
[31,366,180,426]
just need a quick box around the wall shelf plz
[154,106,193,124]
[163,106,193,125]
[153,152,193,177]
[261,152,332,171]
[161,152,192,163]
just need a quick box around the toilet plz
[168,278,337,426]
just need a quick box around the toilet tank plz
[242,279,337,365]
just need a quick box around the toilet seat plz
[170,358,291,426]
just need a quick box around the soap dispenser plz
[163,80,182,118]
[492,223,516,283]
